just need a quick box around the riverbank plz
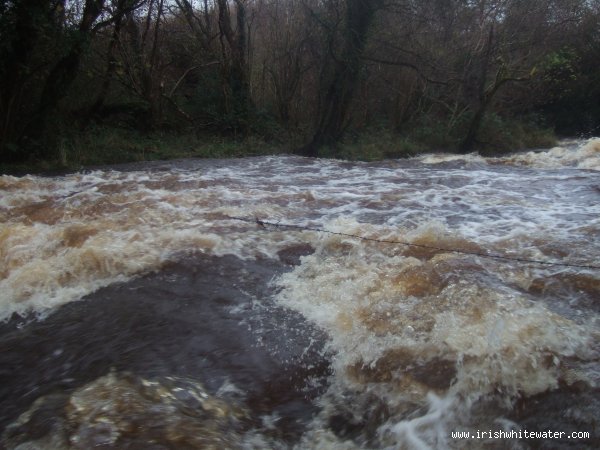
[0,119,557,176]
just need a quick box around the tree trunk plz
[25,0,104,157]
[297,0,380,157]
[84,0,131,128]
[0,0,51,160]
[217,0,252,135]
[459,25,494,154]
[459,101,487,153]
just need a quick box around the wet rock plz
[511,386,600,449]
[348,348,457,391]
[0,254,330,446]
[277,243,315,266]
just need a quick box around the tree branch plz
[361,55,451,86]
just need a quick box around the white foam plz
[2,147,599,448]
[492,138,600,170]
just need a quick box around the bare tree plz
[297,0,383,157]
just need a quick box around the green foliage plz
[537,48,581,109]
[540,48,579,87]
[405,116,462,151]
[536,44,600,136]
[59,126,284,167]
[474,114,557,155]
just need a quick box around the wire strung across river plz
[228,216,600,270]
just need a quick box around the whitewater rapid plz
[1,139,599,449]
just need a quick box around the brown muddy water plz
[1,139,600,449]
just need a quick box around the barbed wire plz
[227,216,600,270]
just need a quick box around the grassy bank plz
[0,128,289,175]
[0,117,557,175]
[327,115,557,161]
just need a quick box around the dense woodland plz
[1,0,599,165]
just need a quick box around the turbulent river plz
[1,139,600,449]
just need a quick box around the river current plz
[1,139,599,449]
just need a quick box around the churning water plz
[1,139,599,449]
